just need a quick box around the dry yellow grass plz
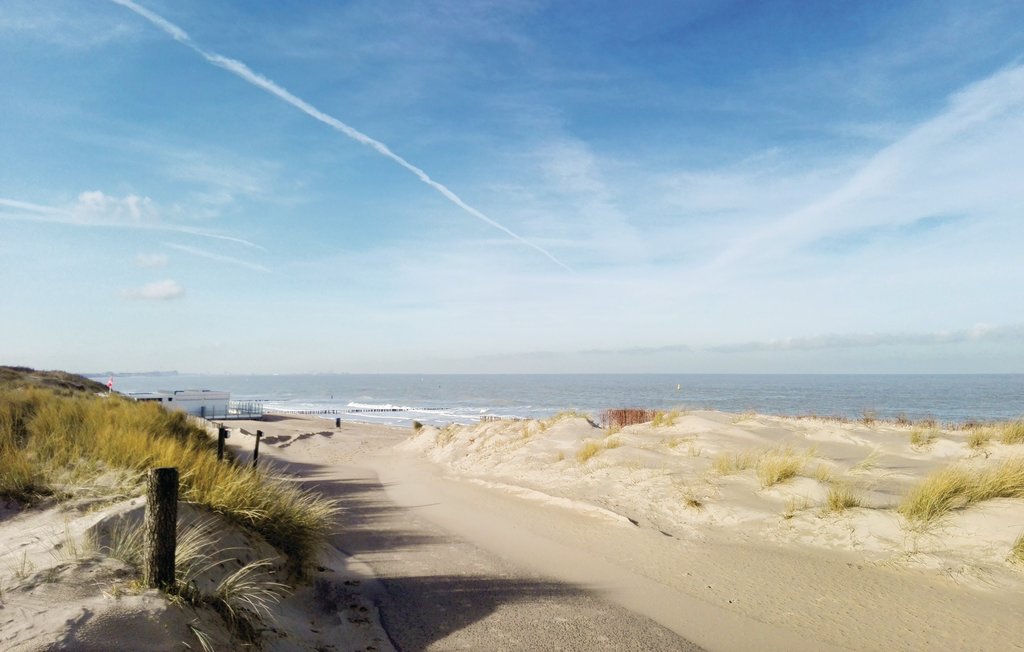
[782,496,811,519]
[1000,421,1024,445]
[899,457,1024,525]
[576,440,602,464]
[436,424,459,446]
[909,427,939,449]
[824,484,862,513]
[756,450,806,488]
[712,446,812,488]
[0,388,338,573]
[967,428,993,450]
[651,409,683,428]
[576,437,621,464]
[849,447,883,474]
[711,449,757,475]
[813,464,833,483]
[1012,532,1024,564]
[541,410,592,431]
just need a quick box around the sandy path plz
[230,417,697,651]
[227,415,1024,651]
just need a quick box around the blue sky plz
[2,0,1023,374]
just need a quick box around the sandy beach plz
[224,409,1024,650]
[5,407,1024,650]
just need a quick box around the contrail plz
[164,242,271,273]
[0,196,263,249]
[110,0,571,271]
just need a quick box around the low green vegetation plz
[0,382,337,575]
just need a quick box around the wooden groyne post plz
[253,430,263,469]
[144,467,178,589]
[217,425,227,461]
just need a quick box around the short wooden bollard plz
[253,430,263,469]
[144,467,178,589]
[217,426,227,461]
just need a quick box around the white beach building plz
[129,389,231,419]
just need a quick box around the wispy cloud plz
[0,192,262,248]
[121,279,184,300]
[703,63,1024,275]
[109,0,571,271]
[134,253,168,268]
[708,324,1024,353]
[0,0,140,49]
[164,243,269,273]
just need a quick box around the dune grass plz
[712,446,812,488]
[967,428,993,450]
[1000,421,1024,445]
[98,515,288,644]
[824,483,862,513]
[1012,533,1024,565]
[575,437,621,464]
[0,387,338,574]
[756,449,806,487]
[909,427,939,449]
[898,457,1024,525]
[711,449,758,475]
[651,408,683,428]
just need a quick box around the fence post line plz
[217,425,227,461]
[253,430,262,469]
[144,467,178,589]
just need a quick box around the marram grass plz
[899,457,1024,525]
[824,484,862,513]
[712,446,813,488]
[1000,421,1024,445]
[0,387,337,573]
[1012,532,1024,565]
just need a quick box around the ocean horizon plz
[104,373,1024,427]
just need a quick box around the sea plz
[105,373,1024,427]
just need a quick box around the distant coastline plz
[82,370,179,378]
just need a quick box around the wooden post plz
[217,425,227,461]
[144,467,178,589]
[253,430,262,469]
[335,417,341,428]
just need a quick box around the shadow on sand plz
[234,437,695,651]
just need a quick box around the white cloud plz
[134,253,168,268]
[0,0,141,49]
[73,190,158,224]
[121,280,185,301]
[703,63,1024,275]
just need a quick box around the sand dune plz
[6,408,1023,650]
[384,410,1024,649]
